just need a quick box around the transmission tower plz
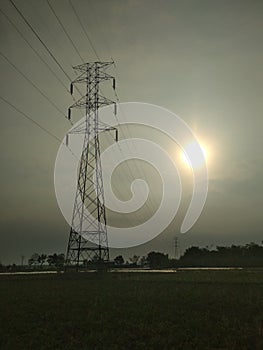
[65,61,117,267]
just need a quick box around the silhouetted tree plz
[28,253,40,266]
[114,255,124,265]
[178,242,263,267]
[147,251,169,268]
[179,246,209,266]
[139,256,148,267]
[38,254,47,266]
[47,254,65,269]
[129,255,140,265]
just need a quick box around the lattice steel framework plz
[65,62,116,266]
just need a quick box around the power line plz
[0,95,61,143]
[9,0,73,83]
[8,0,85,103]
[102,131,153,226]
[68,3,156,212]
[7,0,156,216]
[50,0,108,102]
[0,7,69,93]
[0,95,78,159]
[67,0,112,101]
[66,1,156,213]
[62,9,143,188]
[0,6,83,121]
[46,0,85,64]
[0,51,70,122]
[68,0,100,61]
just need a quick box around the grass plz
[0,270,263,349]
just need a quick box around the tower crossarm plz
[69,94,115,110]
[72,72,115,85]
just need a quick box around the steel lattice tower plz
[65,62,116,267]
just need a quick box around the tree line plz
[0,253,65,271]
[114,242,263,268]
[0,242,263,271]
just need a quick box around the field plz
[0,270,263,350]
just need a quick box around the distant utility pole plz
[65,62,117,267]
[174,236,180,260]
[21,255,25,266]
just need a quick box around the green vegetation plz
[0,270,263,349]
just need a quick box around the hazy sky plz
[0,0,263,264]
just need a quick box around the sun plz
[181,142,209,169]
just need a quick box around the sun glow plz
[181,142,209,169]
